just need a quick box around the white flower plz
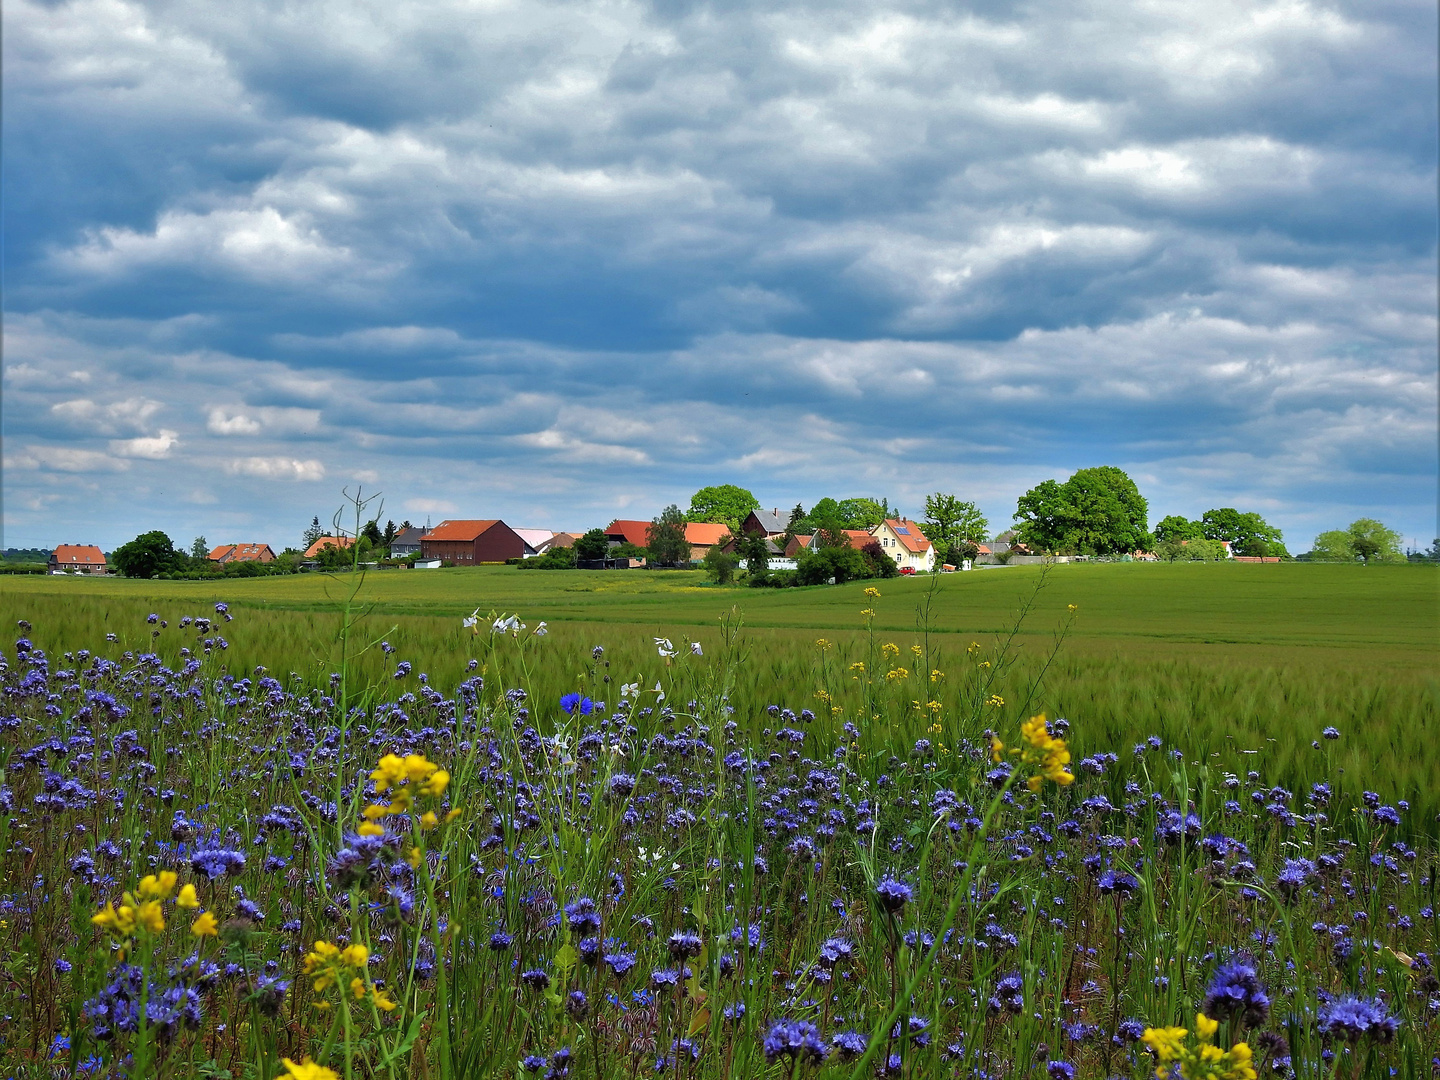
[653,681,665,702]
[690,642,703,656]
[492,614,523,634]
[621,682,638,698]
[463,607,479,629]
[534,622,548,637]
[655,637,676,658]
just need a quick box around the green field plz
[2,561,1435,820]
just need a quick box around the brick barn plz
[420,520,526,564]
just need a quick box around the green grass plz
[2,561,1435,819]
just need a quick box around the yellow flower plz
[1142,1025,1188,1063]
[176,883,200,908]
[407,846,422,869]
[445,807,463,823]
[282,1058,340,1080]
[815,638,832,651]
[372,987,398,1012]
[191,911,219,937]
[849,662,866,673]
[863,587,881,598]
[420,769,449,797]
[910,644,923,657]
[884,667,909,683]
[881,643,900,660]
[929,669,944,682]
[990,736,1005,763]
[136,901,165,933]
[967,641,981,655]
[419,811,439,830]
[859,608,876,618]
[1067,603,1078,612]
[1195,1013,1219,1043]
[341,943,369,969]
[987,694,1004,708]
[351,975,367,1001]
[92,902,137,939]
[357,821,385,837]
[137,871,177,901]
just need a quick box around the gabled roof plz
[391,527,427,544]
[744,508,790,534]
[605,520,652,547]
[882,519,932,554]
[209,543,273,562]
[425,520,502,542]
[304,536,354,558]
[511,528,556,551]
[52,544,106,565]
[684,522,732,545]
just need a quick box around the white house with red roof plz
[872,519,935,572]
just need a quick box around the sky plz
[3,0,1436,554]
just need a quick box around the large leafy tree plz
[1200,508,1287,557]
[1153,515,1205,543]
[923,494,988,551]
[647,505,691,565]
[1311,519,1404,563]
[1013,467,1149,555]
[687,485,760,533]
[573,528,610,561]
[837,497,890,529]
[112,531,182,579]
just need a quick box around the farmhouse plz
[872,518,935,572]
[303,536,353,559]
[684,522,732,561]
[387,526,427,558]
[511,529,579,557]
[421,520,526,564]
[49,545,108,574]
[740,508,791,538]
[604,520,652,548]
[208,543,275,564]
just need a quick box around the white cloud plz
[111,429,179,459]
[225,456,326,481]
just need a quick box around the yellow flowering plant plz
[991,714,1076,792]
[1142,1013,1257,1080]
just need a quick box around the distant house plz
[872,519,935,573]
[208,543,276,564]
[49,544,108,574]
[605,520,653,549]
[796,529,876,552]
[421,520,526,564]
[741,508,791,538]
[783,534,813,558]
[388,527,427,559]
[684,522,732,562]
[304,536,354,559]
[547,532,579,550]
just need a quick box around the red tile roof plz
[52,544,106,565]
[605,520,652,547]
[303,536,354,558]
[209,543,274,562]
[424,519,504,542]
[684,522,732,545]
[882,519,932,554]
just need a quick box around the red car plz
[899,566,916,575]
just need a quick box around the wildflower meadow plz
[0,571,1435,1079]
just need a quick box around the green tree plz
[702,545,739,584]
[1200,508,1286,557]
[923,494,988,551]
[800,497,844,536]
[687,485,760,533]
[1311,519,1404,563]
[190,536,209,561]
[573,529,610,562]
[383,520,398,546]
[1013,467,1148,555]
[837,498,889,530]
[1153,515,1204,543]
[741,533,771,577]
[303,516,324,549]
[796,545,869,586]
[361,519,384,547]
[647,505,691,566]
[859,539,900,578]
[112,531,182,579]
